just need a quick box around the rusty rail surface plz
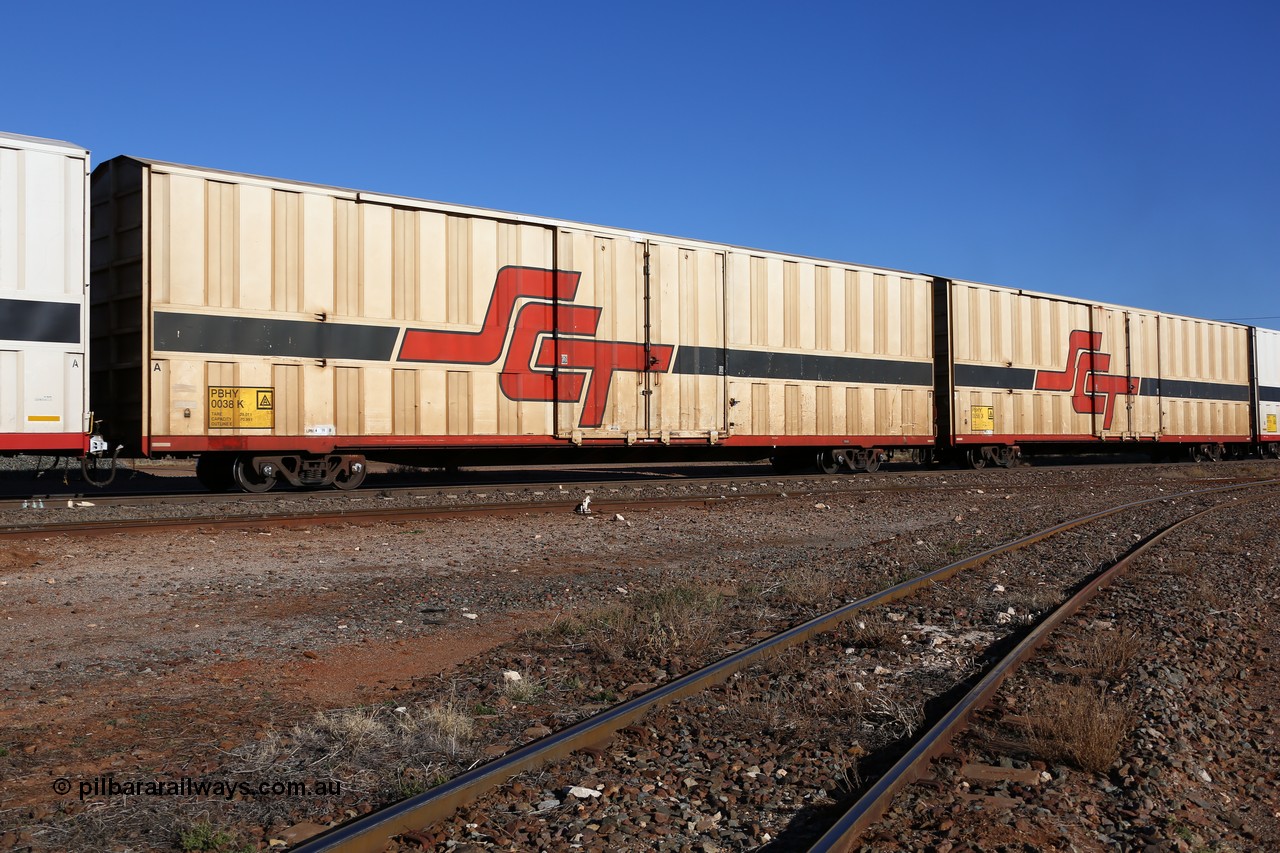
[0,494,755,539]
[3,472,1271,541]
[289,478,1272,853]
[807,496,1258,852]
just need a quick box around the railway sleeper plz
[198,452,367,492]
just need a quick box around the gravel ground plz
[0,461,1276,851]
[860,490,1280,853]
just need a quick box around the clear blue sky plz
[5,1,1276,326]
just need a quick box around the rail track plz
[0,456,1267,506]
[1,463,1271,540]
[284,478,1274,853]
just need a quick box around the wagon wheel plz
[859,450,882,474]
[232,456,277,493]
[1188,445,1207,463]
[965,448,988,469]
[1205,444,1223,463]
[332,461,367,491]
[815,450,841,475]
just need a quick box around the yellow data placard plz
[971,405,994,433]
[208,386,274,429]
[1268,413,1277,433]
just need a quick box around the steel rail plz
[2,464,1265,513]
[807,495,1258,852]
[289,478,1273,853]
[3,473,1272,540]
[0,494,754,540]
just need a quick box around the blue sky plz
[4,1,1277,326]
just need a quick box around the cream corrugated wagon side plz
[90,156,934,491]
[936,278,1253,466]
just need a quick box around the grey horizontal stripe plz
[154,312,400,361]
[0,298,80,344]
[1139,377,1250,402]
[1260,386,1280,403]
[672,346,933,386]
[953,363,1036,390]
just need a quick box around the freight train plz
[2,130,1278,491]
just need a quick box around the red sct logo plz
[397,266,674,429]
[1034,330,1135,430]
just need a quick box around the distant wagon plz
[0,132,101,461]
[934,279,1255,466]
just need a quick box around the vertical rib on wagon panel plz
[91,155,933,491]
[0,131,91,454]
[940,278,1251,465]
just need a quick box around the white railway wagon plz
[91,155,934,490]
[1252,326,1280,456]
[0,132,91,454]
[938,278,1252,465]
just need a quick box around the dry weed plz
[1002,584,1061,616]
[232,699,472,798]
[1070,630,1143,681]
[839,618,897,649]
[579,585,727,664]
[499,670,545,703]
[1024,684,1135,773]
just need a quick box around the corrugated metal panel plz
[948,280,1250,442]
[1156,314,1250,438]
[0,132,89,442]
[726,256,933,439]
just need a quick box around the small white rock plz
[502,670,523,683]
[463,612,478,620]
[614,513,625,521]
[992,584,1006,593]
[568,786,601,798]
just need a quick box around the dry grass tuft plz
[1024,684,1135,773]
[499,670,545,703]
[575,585,727,665]
[1069,630,1143,681]
[840,618,897,649]
[232,699,472,799]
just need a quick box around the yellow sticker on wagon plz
[208,386,274,429]
[1267,414,1277,433]
[971,405,994,433]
